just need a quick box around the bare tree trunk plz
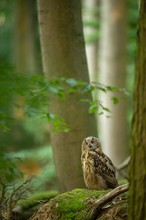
[14,0,38,74]
[129,0,146,219]
[13,0,41,130]
[83,0,99,83]
[37,0,97,192]
[98,0,128,166]
[13,0,42,128]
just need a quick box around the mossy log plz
[29,187,128,220]
[13,191,58,220]
[19,191,58,210]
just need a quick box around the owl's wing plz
[89,151,118,188]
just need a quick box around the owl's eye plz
[91,138,94,144]
[85,139,88,144]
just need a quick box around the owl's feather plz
[89,150,118,188]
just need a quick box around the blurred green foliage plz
[0,62,127,135]
[0,0,138,141]
[83,6,99,43]
[0,145,56,217]
[13,145,56,192]
[0,151,22,183]
[0,0,138,199]
[127,0,138,126]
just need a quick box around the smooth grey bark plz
[98,0,128,166]
[37,0,97,192]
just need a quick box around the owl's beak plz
[89,144,93,148]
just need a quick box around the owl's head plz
[82,136,102,151]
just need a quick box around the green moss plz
[48,188,107,220]
[30,188,128,220]
[19,190,58,209]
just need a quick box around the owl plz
[81,136,118,190]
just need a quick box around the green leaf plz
[84,84,94,93]
[97,86,107,92]
[100,104,111,113]
[106,85,120,92]
[47,113,55,121]
[46,113,70,132]
[111,97,119,104]
[98,112,104,115]
[66,78,78,87]
[89,103,98,114]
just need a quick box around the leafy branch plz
[0,63,130,132]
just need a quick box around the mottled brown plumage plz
[81,136,118,190]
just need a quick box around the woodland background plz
[0,0,144,219]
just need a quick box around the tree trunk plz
[12,0,42,142]
[83,0,99,83]
[129,0,146,219]
[37,0,97,192]
[14,0,38,74]
[98,0,128,166]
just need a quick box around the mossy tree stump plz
[29,188,127,220]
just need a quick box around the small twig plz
[0,179,8,218]
[13,184,31,206]
[6,178,31,220]
[88,183,129,220]
[0,179,7,203]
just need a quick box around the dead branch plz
[0,179,7,203]
[88,183,129,220]
[6,178,32,220]
[117,156,130,170]
[116,156,130,179]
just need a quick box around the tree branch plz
[117,156,130,170]
[116,156,130,179]
[88,183,129,220]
